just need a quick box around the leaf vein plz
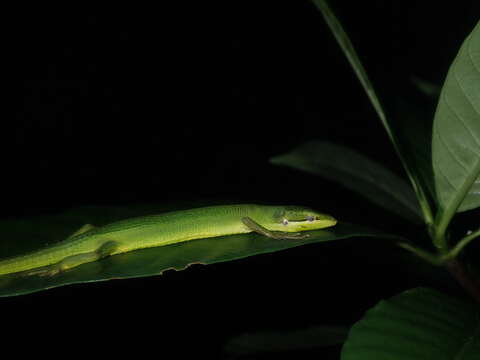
[467,27,480,75]
[434,113,469,171]
[433,150,459,191]
[450,70,480,149]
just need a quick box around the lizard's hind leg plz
[26,240,119,277]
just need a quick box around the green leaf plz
[271,141,422,223]
[310,0,435,225]
[432,21,480,218]
[224,325,349,355]
[341,287,480,359]
[310,0,386,129]
[0,205,394,297]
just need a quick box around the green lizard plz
[0,204,336,277]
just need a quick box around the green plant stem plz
[398,240,480,304]
[433,207,452,252]
[311,0,435,228]
[445,259,480,305]
[396,242,442,265]
[445,228,480,260]
[415,186,434,228]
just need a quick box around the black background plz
[2,1,479,358]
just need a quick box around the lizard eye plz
[307,216,314,222]
[282,219,289,226]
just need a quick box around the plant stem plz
[445,259,480,305]
[396,242,442,265]
[311,0,437,227]
[445,228,480,259]
[433,208,450,252]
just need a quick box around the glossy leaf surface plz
[341,287,480,359]
[432,21,480,214]
[0,205,393,297]
[271,141,422,223]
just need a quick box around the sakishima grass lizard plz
[0,204,336,277]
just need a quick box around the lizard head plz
[270,206,337,232]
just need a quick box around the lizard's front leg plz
[241,217,310,240]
